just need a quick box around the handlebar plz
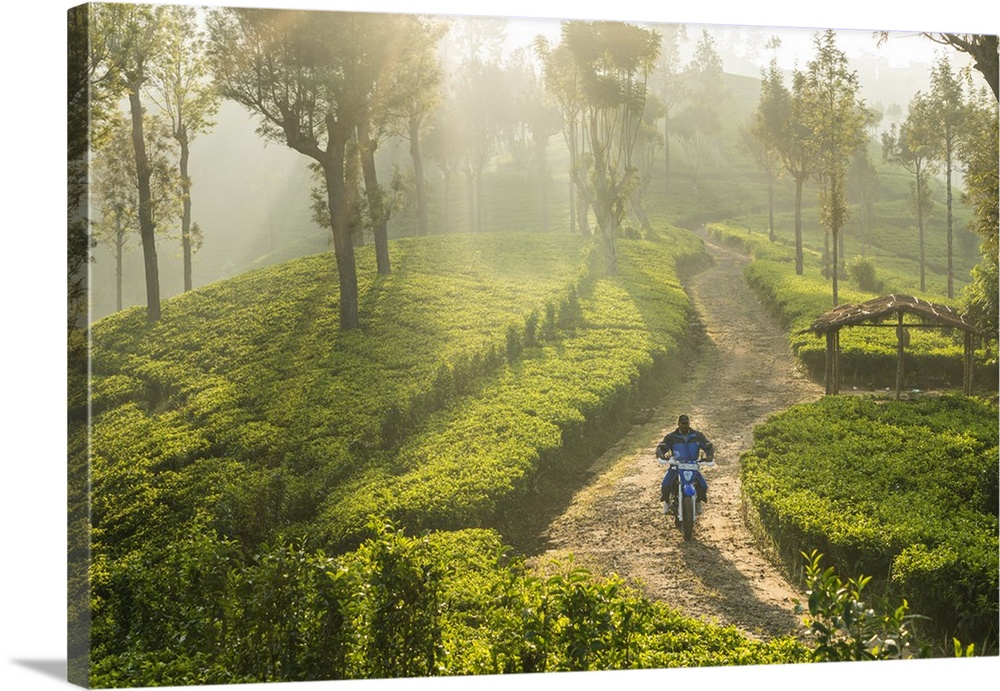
[656,456,717,468]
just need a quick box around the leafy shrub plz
[82,227,713,681]
[797,550,929,661]
[88,523,809,688]
[846,255,887,293]
[741,395,998,648]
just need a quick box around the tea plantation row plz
[741,395,998,648]
[706,224,999,648]
[73,228,817,685]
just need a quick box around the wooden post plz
[825,330,840,395]
[895,312,905,399]
[834,329,840,394]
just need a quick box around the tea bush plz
[89,523,809,687]
[81,227,731,683]
[741,394,998,647]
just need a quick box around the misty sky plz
[81,1,988,320]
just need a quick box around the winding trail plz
[529,230,824,640]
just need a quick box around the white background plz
[3,1,997,690]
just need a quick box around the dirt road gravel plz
[529,230,824,641]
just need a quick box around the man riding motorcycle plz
[655,414,714,515]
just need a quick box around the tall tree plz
[749,55,790,242]
[674,30,725,194]
[881,91,937,291]
[448,17,508,233]
[535,35,590,236]
[846,145,879,260]
[423,104,464,234]
[389,15,446,237]
[92,113,180,312]
[452,58,505,233]
[562,20,660,274]
[924,34,998,100]
[801,30,869,305]
[648,24,687,199]
[772,69,816,275]
[68,5,96,336]
[927,55,967,298]
[629,97,663,235]
[147,4,220,293]
[353,13,420,273]
[876,31,998,101]
[958,86,999,335]
[92,3,169,323]
[500,47,562,232]
[209,9,395,329]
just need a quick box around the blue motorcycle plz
[657,453,715,541]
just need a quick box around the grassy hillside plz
[77,227,827,687]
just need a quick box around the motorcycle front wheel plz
[681,495,695,541]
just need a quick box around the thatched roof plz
[802,294,980,335]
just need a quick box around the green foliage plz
[88,523,808,687]
[81,227,746,684]
[312,228,703,547]
[741,395,999,648]
[846,255,886,293]
[797,551,929,661]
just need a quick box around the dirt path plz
[529,230,824,641]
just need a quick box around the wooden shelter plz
[802,294,982,397]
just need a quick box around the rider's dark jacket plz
[656,428,714,461]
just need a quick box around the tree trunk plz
[916,164,926,292]
[178,127,193,292]
[631,192,651,234]
[601,219,618,276]
[409,115,429,237]
[465,168,475,233]
[536,136,549,232]
[767,173,775,242]
[823,228,830,279]
[115,223,124,312]
[945,150,954,298]
[128,88,161,323]
[794,175,804,275]
[358,116,390,275]
[578,197,591,236]
[324,125,360,330]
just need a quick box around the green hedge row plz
[89,523,807,687]
[78,227,714,677]
[311,228,706,548]
[81,233,595,555]
[741,395,998,646]
[706,223,996,390]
